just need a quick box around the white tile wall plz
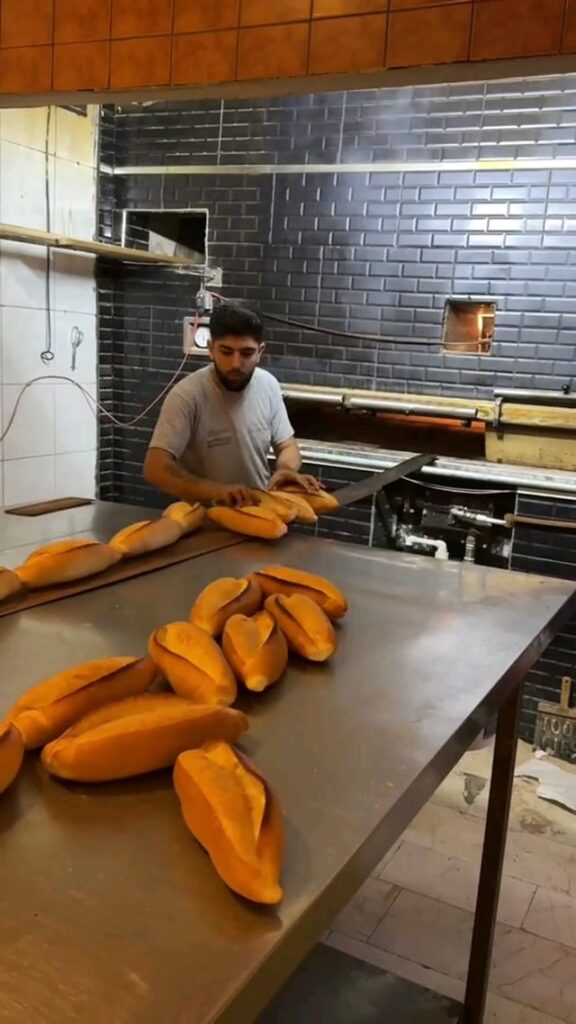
[2,382,55,460]
[0,242,49,310]
[0,106,99,508]
[54,381,97,454]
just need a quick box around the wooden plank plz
[486,426,576,471]
[0,529,242,619]
[0,222,200,267]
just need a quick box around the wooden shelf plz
[0,222,201,268]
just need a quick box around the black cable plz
[401,479,512,495]
[260,311,438,347]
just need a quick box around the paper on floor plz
[515,755,576,814]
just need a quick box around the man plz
[144,304,320,507]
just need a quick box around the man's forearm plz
[275,441,302,473]
[144,453,221,504]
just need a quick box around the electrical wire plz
[254,311,437,347]
[40,106,54,365]
[210,293,437,347]
[0,351,191,444]
[403,477,516,496]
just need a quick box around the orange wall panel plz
[387,2,472,67]
[390,0,469,8]
[309,13,387,73]
[54,0,111,43]
[471,0,565,60]
[0,43,52,91]
[53,41,110,90]
[237,21,309,80]
[312,0,388,14]
[2,0,54,47]
[112,0,174,38]
[241,0,312,25]
[174,0,240,33]
[1,0,576,99]
[563,0,576,51]
[111,35,171,88]
[172,29,238,83]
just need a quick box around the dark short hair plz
[209,304,263,344]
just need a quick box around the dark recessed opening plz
[123,209,208,265]
[442,299,495,355]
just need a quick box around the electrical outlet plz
[183,316,211,355]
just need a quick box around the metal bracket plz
[374,491,397,548]
[494,396,505,439]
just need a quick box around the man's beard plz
[213,363,255,392]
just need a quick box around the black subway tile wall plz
[99,77,576,427]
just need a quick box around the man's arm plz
[269,438,322,493]
[144,449,252,507]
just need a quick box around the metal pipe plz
[450,507,508,528]
[344,395,479,420]
[297,441,576,495]
[282,387,343,406]
[494,388,576,408]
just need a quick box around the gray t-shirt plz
[149,366,294,489]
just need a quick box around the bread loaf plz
[267,491,317,525]
[41,693,248,782]
[190,577,262,637]
[0,723,24,794]
[148,621,237,706]
[15,539,121,589]
[174,742,284,904]
[207,505,287,540]
[251,565,348,620]
[223,610,288,692]
[282,486,340,515]
[6,656,156,749]
[0,568,23,603]
[265,593,337,662]
[252,491,298,524]
[109,518,183,557]
[163,501,205,535]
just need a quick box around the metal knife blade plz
[333,453,437,507]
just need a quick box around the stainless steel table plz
[0,501,157,568]
[1,537,574,1024]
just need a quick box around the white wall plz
[0,106,99,508]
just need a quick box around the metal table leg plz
[460,682,522,1024]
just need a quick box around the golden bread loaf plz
[162,501,205,535]
[6,656,156,749]
[174,742,284,904]
[15,539,121,589]
[251,565,348,620]
[222,610,288,692]
[41,693,249,782]
[207,505,287,540]
[282,486,340,515]
[189,576,262,637]
[265,593,337,662]
[252,491,298,524]
[0,722,24,794]
[0,568,24,603]
[148,621,237,706]
[109,517,183,557]
[267,491,317,525]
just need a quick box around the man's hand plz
[211,483,254,507]
[268,469,323,494]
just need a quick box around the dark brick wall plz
[99,76,576,415]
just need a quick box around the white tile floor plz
[324,741,576,1024]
